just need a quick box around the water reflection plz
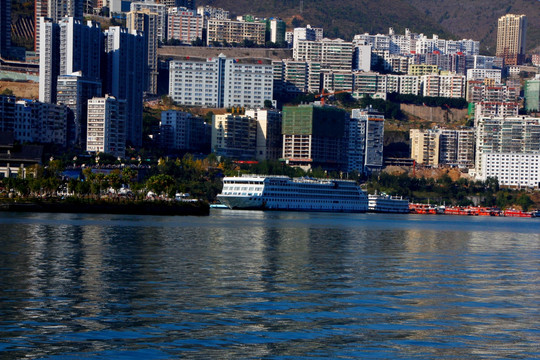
[0,211,538,358]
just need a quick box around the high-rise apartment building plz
[421,74,466,98]
[524,75,540,112]
[130,2,167,42]
[38,17,60,103]
[34,0,84,52]
[269,18,286,45]
[475,115,540,178]
[0,0,11,58]
[160,0,196,9]
[56,72,102,147]
[127,9,159,94]
[211,113,257,160]
[348,107,385,174]
[86,95,127,158]
[244,108,283,161]
[196,5,229,20]
[496,14,527,66]
[466,81,519,103]
[39,16,102,108]
[1,95,68,146]
[169,54,273,109]
[103,26,146,147]
[272,60,322,95]
[282,104,349,171]
[59,17,102,80]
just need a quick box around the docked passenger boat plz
[217,175,368,212]
[368,193,409,213]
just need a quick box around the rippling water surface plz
[0,210,539,359]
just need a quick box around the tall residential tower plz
[496,14,527,66]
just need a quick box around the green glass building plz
[282,104,348,171]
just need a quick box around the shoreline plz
[0,198,210,216]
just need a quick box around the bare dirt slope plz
[0,81,38,99]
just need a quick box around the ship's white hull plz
[217,194,368,212]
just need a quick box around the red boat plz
[409,203,439,214]
[503,209,533,218]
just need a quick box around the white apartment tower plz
[475,115,540,179]
[211,113,257,160]
[86,95,127,158]
[38,17,60,103]
[39,17,102,104]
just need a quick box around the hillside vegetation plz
[201,0,540,54]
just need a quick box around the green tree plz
[517,194,534,211]
[146,174,175,196]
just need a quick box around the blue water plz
[0,210,539,359]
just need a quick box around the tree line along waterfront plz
[1,153,538,213]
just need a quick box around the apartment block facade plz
[169,54,273,109]
[206,19,266,46]
[282,105,349,171]
[159,110,210,152]
[56,72,102,147]
[244,109,283,161]
[167,7,204,43]
[127,9,159,94]
[211,114,257,160]
[86,95,127,158]
[293,38,353,71]
[496,14,527,66]
[475,116,540,179]
[348,107,384,174]
[0,95,68,146]
[410,128,474,168]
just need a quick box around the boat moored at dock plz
[368,193,409,213]
[217,175,368,212]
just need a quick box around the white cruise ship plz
[368,193,409,213]
[217,175,368,212]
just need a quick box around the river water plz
[0,210,539,359]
